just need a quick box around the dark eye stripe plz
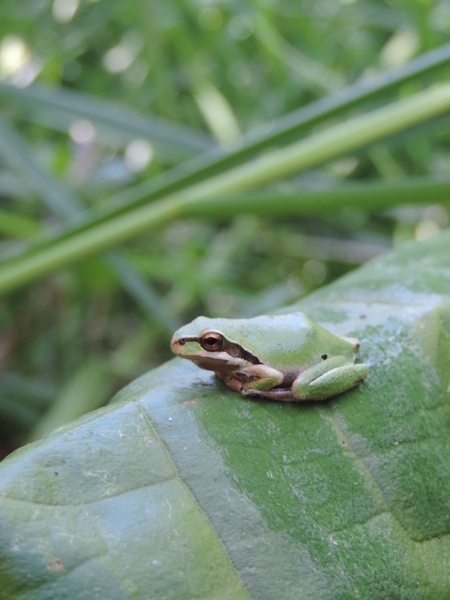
[176,333,261,365]
[222,341,261,365]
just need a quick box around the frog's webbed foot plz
[292,356,368,401]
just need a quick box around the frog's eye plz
[201,332,224,352]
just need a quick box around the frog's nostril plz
[179,338,186,345]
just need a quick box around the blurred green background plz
[0,0,449,456]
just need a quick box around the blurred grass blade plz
[0,210,42,238]
[0,172,30,198]
[0,82,214,162]
[186,178,450,218]
[193,81,242,144]
[0,373,55,410]
[283,233,390,265]
[0,396,40,432]
[1,83,450,293]
[253,12,344,93]
[0,116,178,334]
[82,42,450,221]
[106,251,181,332]
[0,117,81,220]
[9,43,450,259]
[27,359,113,443]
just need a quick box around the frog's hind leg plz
[292,356,368,401]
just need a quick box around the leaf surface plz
[1,232,450,599]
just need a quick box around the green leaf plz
[1,230,449,599]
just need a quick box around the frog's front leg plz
[221,364,284,396]
[292,356,368,401]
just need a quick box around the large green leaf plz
[1,231,450,599]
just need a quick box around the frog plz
[170,313,368,401]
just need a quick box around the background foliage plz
[0,0,450,456]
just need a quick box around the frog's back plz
[241,314,319,368]
[222,313,356,371]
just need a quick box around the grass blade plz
[0,116,178,333]
[106,251,181,332]
[27,359,112,442]
[8,49,450,269]
[9,43,450,259]
[0,172,30,198]
[84,42,450,220]
[253,12,344,93]
[1,83,450,293]
[185,179,450,218]
[0,117,81,220]
[0,82,214,161]
[0,210,42,238]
